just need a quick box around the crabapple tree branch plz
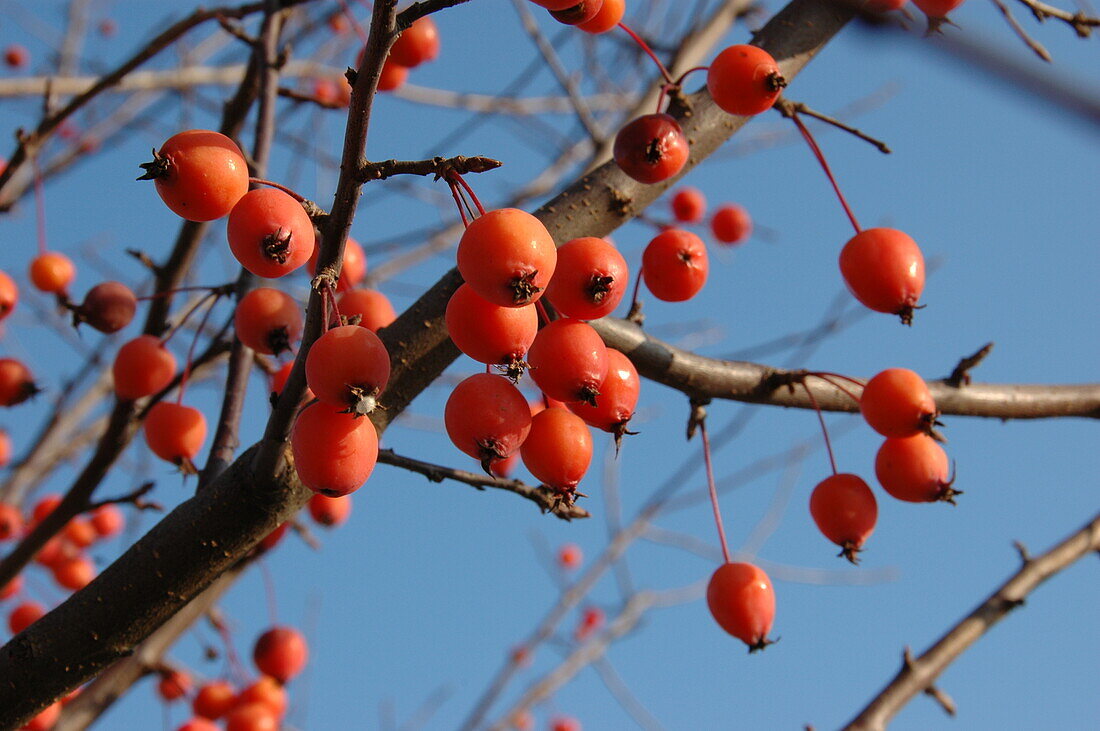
[844,510,1100,731]
[356,155,503,182]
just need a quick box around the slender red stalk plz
[31,155,47,256]
[446,177,470,228]
[801,381,838,475]
[673,65,709,87]
[159,291,220,347]
[617,23,674,85]
[789,113,861,235]
[248,177,306,202]
[700,420,732,564]
[325,281,342,328]
[450,171,486,216]
[534,299,551,328]
[811,373,862,405]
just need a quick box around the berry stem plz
[449,171,487,216]
[810,373,862,406]
[159,290,221,347]
[617,23,674,85]
[136,285,229,301]
[625,264,645,323]
[801,381,838,475]
[446,177,470,228]
[673,65,709,87]
[534,299,551,328]
[30,155,47,256]
[700,419,732,564]
[247,177,306,202]
[177,292,221,404]
[789,112,861,235]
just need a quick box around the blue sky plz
[0,1,1097,729]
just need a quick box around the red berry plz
[551,716,582,731]
[706,562,775,651]
[377,57,408,92]
[838,227,925,324]
[544,237,629,320]
[22,703,60,731]
[31,494,62,524]
[338,288,396,331]
[90,504,125,538]
[578,0,625,33]
[671,187,707,223]
[143,402,207,470]
[0,429,9,468]
[8,600,45,634]
[860,368,938,438]
[235,676,287,717]
[0,269,17,321]
[193,681,237,720]
[4,44,28,69]
[613,113,689,184]
[64,518,97,549]
[228,188,316,279]
[234,287,302,355]
[809,473,878,563]
[446,284,537,375]
[269,362,314,402]
[29,252,75,294]
[113,335,177,401]
[79,281,137,333]
[157,669,193,702]
[305,325,390,414]
[642,228,709,302]
[710,203,753,245]
[0,574,22,601]
[456,208,557,307]
[252,626,308,683]
[549,0,605,25]
[444,373,532,471]
[520,407,593,490]
[308,493,352,527]
[0,358,37,407]
[707,45,785,116]
[177,719,220,731]
[0,503,22,541]
[140,130,249,222]
[225,702,279,731]
[875,435,957,503]
[391,16,440,68]
[291,402,379,496]
[308,236,366,292]
[913,0,964,16]
[527,319,609,406]
[557,543,583,569]
[567,347,639,439]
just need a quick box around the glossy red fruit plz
[527,319,609,406]
[671,187,707,223]
[113,335,177,400]
[228,188,316,279]
[305,325,390,414]
[253,626,308,683]
[545,237,629,320]
[613,113,689,184]
[642,228,709,302]
[338,288,396,331]
[377,58,408,91]
[0,358,37,406]
[706,562,775,651]
[235,676,287,717]
[140,130,249,222]
[22,702,60,731]
[8,600,45,634]
[144,402,207,470]
[444,373,532,471]
[291,402,379,496]
[308,236,366,292]
[79,281,137,333]
[710,203,753,245]
[35,535,73,569]
[839,227,925,324]
[235,287,302,355]
[446,284,537,375]
[158,669,193,702]
[391,16,440,67]
[308,493,352,527]
[521,407,593,490]
[578,0,624,33]
[875,435,957,503]
[0,503,21,541]
[809,473,878,563]
[567,348,638,441]
[913,0,964,16]
[269,362,314,402]
[192,681,237,720]
[457,208,557,307]
[549,0,604,24]
[0,429,9,468]
[225,703,279,731]
[860,368,938,438]
[0,269,17,322]
[557,543,583,569]
[29,252,76,294]
[707,45,785,116]
[177,719,220,731]
[90,504,125,538]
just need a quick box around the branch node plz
[946,342,994,387]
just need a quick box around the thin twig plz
[775,97,892,153]
[990,0,1053,61]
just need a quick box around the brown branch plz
[845,510,1100,730]
[946,342,994,387]
[990,0,1053,62]
[775,96,892,153]
[377,449,590,520]
[1012,0,1099,36]
[356,155,503,182]
[396,0,476,29]
[590,317,1100,420]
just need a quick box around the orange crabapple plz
[305,324,390,415]
[875,434,958,504]
[28,252,76,294]
[234,287,303,356]
[338,287,396,331]
[0,358,38,407]
[706,562,776,651]
[707,45,785,116]
[839,227,925,325]
[143,402,207,472]
[809,473,878,564]
[252,626,308,683]
[113,335,177,401]
[444,373,532,473]
[642,228,709,302]
[613,113,689,184]
[291,402,379,496]
[138,130,249,222]
[526,319,609,406]
[543,236,629,320]
[860,368,939,438]
[228,188,316,279]
[456,208,557,307]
